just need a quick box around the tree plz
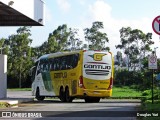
[68,28,82,50]
[7,26,32,88]
[45,25,81,53]
[84,21,109,51]
[115,51,123,67]
[0,38,5,54]
[116,27,153,71]
[52,24,70,51]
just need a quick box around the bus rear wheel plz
[65,87,73,102]
[85,97,100,103]
[59,88,66,102]
[36,88,45,101]
[93,97,100,103]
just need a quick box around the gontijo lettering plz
[54,72,67,78]
[84,64,111,70]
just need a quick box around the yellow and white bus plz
[30,50,114,102]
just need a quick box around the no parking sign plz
[152,16,160,35]
[148,54,157,69]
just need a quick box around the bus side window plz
[38,59,46,73]
[66,55,73,69]
[61,56,67,70]
[50,58,54,71]
[72,54,79,68]
[43,59,49,72]
[54,58,60,71]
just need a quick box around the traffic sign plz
[148,54,157,69]
[152,16,160,35]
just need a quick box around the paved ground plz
[0,91,141,120]
[7,90,34,98]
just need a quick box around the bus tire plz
[59,87,66,102]
[84,97,91,103]
[85,97,100,103]
[92,97,100,103]
[36,88,45,101]
[65,87,73,102]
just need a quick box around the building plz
[0,0,45,26]
[0,0,45,98]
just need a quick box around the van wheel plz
[65,87,73,102]
[36,88,45,101]
[59,88,66,102]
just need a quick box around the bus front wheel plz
[36,88,45,101]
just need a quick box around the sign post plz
[151,15,160,104]
[148,53,157,104]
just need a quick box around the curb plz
[101,98,141,103]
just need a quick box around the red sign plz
[152,16,160,35]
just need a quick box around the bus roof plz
[36,50,112,61]
[37,50,81,61]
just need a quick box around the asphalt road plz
[0,91,141,120]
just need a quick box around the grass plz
[112,86,142,98]
[141,101,160,111]
[0,102,10,108]
[112,86,160,119]
[138,100,160,120]
[7,88,31,91]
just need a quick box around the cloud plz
[89,0,112,22]
[45,6,53,23]
[79,0,87,5]
[80,0,157,56]
[56,0,71,13]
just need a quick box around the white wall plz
[0,55,7,98]
[34,0,45,25]
[0,0,45,25]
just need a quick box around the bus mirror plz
[29,66,35,76]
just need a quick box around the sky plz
[0,0,160,57]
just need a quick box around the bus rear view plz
[80,50,113,102]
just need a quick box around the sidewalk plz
[0,91,34,107]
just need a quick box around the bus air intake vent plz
[85,69,109,75]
